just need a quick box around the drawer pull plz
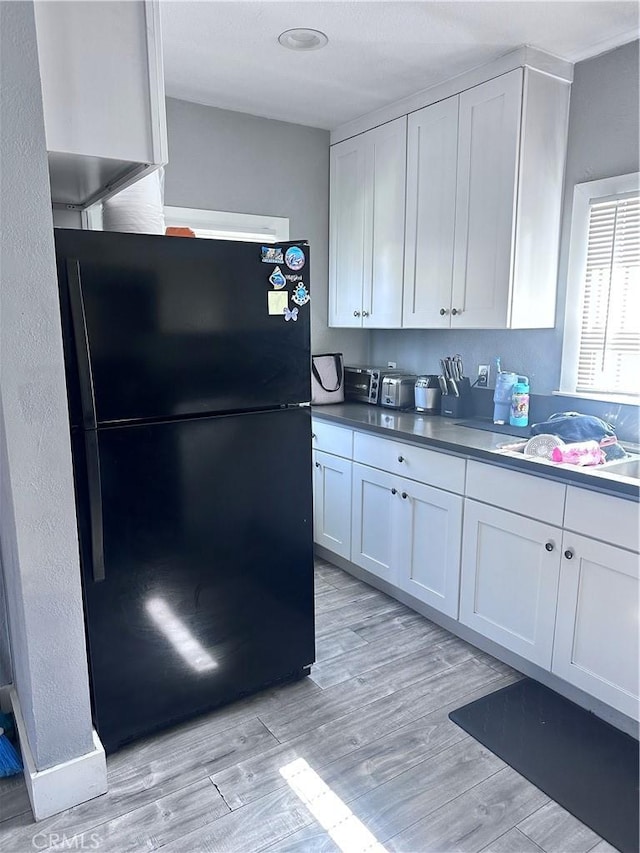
[391,487,398,495]
[401,492,408,500]
[311,433,316,439]
[440,308,448,316]
[397,455,404,463]
[564,549,574,560]
[545,542,554,552]
[314,461,321,468]
[353,310,361,317]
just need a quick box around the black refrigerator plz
[55,229,315,753]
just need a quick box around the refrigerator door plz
[74,407,314,752]
[56,230,311,427]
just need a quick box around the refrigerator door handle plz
[67,259,98,430]
[84,430,106,583]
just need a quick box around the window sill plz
[553,390,640,407]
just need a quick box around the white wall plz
[164,98,369,365]
[0,0,94,768]
[0,556,11,687]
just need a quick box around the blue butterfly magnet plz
[284,306,299,322]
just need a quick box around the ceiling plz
[161,1,639,130]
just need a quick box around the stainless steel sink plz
[495,441,640,479]
[600,457,640,478]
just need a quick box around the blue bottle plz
[510,378,530,427]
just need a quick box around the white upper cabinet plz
[34,0,168,207]
[329,117,406,328]
[451,70,523,328]
[331,63,570,330]
[451,68,569,329]
[329,135,367,328]
[403,96,459,328]
[408,68,569,329]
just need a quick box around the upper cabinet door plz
[329,135,367,327]
[35,0,167,206]
[403,97,459,328]
[452,69,523,328]
[364,117,407,329]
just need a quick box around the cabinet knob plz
[564,549,574,560]
[353,310,361,317]
[362,310,370,317]
[401,492,408,500]
[545,542,554,552]
[451,308,462,316]
[397,455,404,463]
[391,487,398,495]
[315,461,321,468]
[311,433,316,439]
[439,308,449,316]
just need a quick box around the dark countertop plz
[311,403,640,502]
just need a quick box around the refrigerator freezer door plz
[74,407,314,751]
[56,230,311,426]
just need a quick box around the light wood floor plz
[0,559,616,853]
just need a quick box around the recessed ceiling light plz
[278,28,328,51]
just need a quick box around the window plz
[82,204,290,244]
[163,207,289,243]
[560,172,639,401]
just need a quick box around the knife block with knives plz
[439,355,473,418]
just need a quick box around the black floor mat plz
[449,679,639,853]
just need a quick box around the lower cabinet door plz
[351,462,400,584]
[552,534,639,720]
[459,500,562,668]
[312,450,352,560]
[396,479,463,618]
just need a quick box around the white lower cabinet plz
[459,500,562,668]
[552,534,640,720]
[351,463,400,584]
[312,419,638,725]
[396,480,463,619]
[351,462,463,617]
[312,450,352,561]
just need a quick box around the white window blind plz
[576,194,639,395]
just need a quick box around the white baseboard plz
[9,687,108,821]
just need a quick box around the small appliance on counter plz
[381,374,418,409]
[414,375,441,414]
[344,365,405,405]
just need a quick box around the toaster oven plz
[344,366,404,405]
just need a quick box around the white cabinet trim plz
[144,0,168,166]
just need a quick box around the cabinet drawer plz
[564,487,639,552]
[353,431,465,493]
[466,460,565,526]
[311,418,353,458]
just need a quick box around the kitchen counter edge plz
[311,403,640,502]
